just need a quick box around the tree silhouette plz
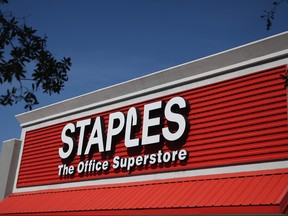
[0,0,71,110]
[261,0,288,30]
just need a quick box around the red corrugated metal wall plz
[3,169,288,215]
[17,65,288,187]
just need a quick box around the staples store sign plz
[58,96,189,177]
[17,66,288,188]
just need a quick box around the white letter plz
[113,156,120,169]
[68,166,75,175]
[102,161,109,171]
[106,112,125,151]
[85,117,105,154]
[149,154,157,164]
[142,101,163,145]
[127,157,135,170]
[76,119,91,156]
[77,161,84,173]
[58,164,63,176]
[135,155,143,166]
[125,107,140,148]
[178,149,188,161]
[162,152,171,163]
[59,123,75,159]
[162,96,188,141]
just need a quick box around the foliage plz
[0,0,71,110]
[261,0,288,30]
[280,68,288,87]
[262,1,288,86]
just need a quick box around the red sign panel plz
[17,65,288,187]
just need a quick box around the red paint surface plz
[1,168,288,215]
[17,65,288,187]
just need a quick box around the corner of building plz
[0,139,22,200]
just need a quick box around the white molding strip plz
[13,160,288,193]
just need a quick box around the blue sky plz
[0,0,287,152]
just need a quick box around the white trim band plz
[13,160,288,193]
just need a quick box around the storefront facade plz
[0,32,288,215]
